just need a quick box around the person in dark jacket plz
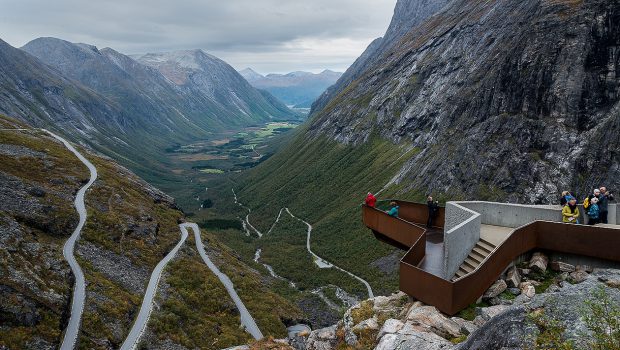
[365,192,377,208]
[427,196,439,228]
[598,187,615,224]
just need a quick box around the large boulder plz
[376,331,453,350]
[459,269,620,349]
[456,306,536,350]
[529,252,549,272]
[305,325,338,350]
[550,261,576,273]
[377,318,405,339]
[406,305,462,339]
[506,267,522,288]
[483,280,508,299]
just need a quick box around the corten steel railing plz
[363,203,620,315]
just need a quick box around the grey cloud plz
[0,0,397,72]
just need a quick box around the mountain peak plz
[239,67,264,81]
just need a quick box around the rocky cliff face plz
[311,0,450,114]
[309,0,620,202]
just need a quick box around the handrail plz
[363,201,620,315]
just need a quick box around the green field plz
[155,122,299,215]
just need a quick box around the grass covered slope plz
[0,115,303,349]
[0,117,84,349]
[145,228,304,349]
[230,128,425,296]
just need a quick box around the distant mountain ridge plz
[240,68,342,108]
[1,37,296,180]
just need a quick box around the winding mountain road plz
[119,227,189,350]
[231,189,374,299]
[120,224,264,349]
[186,223,264,340]
[284,208,374,299]
[43,130,98,350]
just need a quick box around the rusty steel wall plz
[363,201,620,315]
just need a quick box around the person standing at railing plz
[562,197,580,224]
[587,197,601,225]
[560,191,573,206]
[365,192,377,208]
[598,187,614,224]
[388,202,399,217]
[427,196,439,228]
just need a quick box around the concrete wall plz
[443,203,481,279]
[457,201,562,228]
[610,204,618,225]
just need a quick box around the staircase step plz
[468,253,483,264]
[460,264,474,274]
[464,258,480,269]
[473,247,491,257]
[470,249,486,260]
[475,243,492,254]
[478,239,496,252]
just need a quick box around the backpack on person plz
[588,204,599,219]
[583,197,590,209]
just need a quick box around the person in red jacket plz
[365,192,377,207]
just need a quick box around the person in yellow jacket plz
[562,197,580,224]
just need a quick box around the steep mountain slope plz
[0,115,301,350]
[22,37,233,131]
[2,37,297,187]
[312,0,450,113]
[241,69,343,108]
[134,50,296,122]
[309,0,620,201]
[231,0,620,305]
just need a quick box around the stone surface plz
[478,305,510,321]
[551,261,576,273]
[352,317,379,332]
[451,317,478,335]
[375,331,453,350]
[483,280,508,299]
[458,269,620,350]
[529,253,549,272]
[508,288,521,296]
[305,325,338,350]
[305,0,620,202]
[456,307,536,350]
[406,305,462,339]
[520,282,536,298]
[569,271,589,284]
[506,267,521,288]
[377,318,405,339]
[576,265,594,273]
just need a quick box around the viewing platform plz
[363,200,620,315]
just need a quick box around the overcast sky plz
[0,0,397,74]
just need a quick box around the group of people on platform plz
[561,187,614,225]
[365,186,615,228]
[364,192,439,228]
